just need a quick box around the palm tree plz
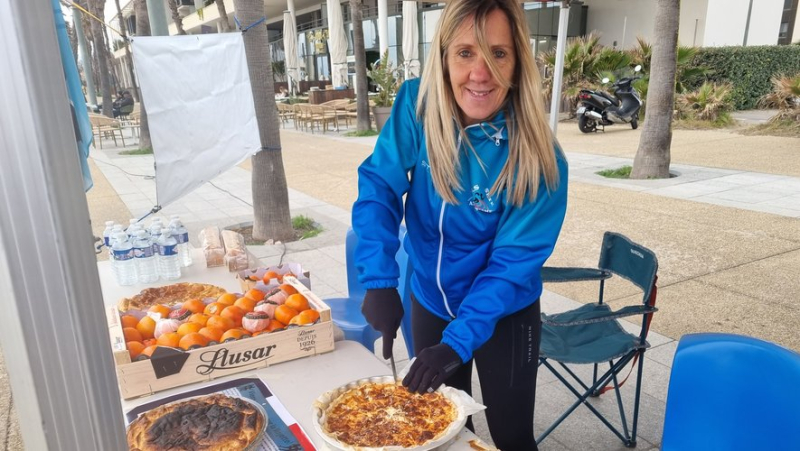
[758,73,800,123]
[114,0,139,100]
[215,0,233,32]
[631,0,679,179]
[350,0,371,132]
[134,0,153,150]
[86,0,113,115]
[166,0,187,35]
[232,0,293,241]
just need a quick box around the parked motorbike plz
[576,65,643,133]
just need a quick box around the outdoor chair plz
[537,231,659,447]
[322,226,415,358]
[88,113,126,149]
[309,104,338,133]
[661,333,800,451]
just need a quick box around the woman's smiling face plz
[447,9,516,126]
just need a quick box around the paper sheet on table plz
[131,34,259,209]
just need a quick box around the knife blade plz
[390,354,398,382]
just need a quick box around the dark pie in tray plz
[118,283,228,312]
[126,394,265,451]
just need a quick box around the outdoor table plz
[97,248,488,449]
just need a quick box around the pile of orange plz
[121,285,320,360]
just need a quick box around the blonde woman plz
[352,0,568,448]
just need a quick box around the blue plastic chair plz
[324,226,415,357]
[661,333,800,451]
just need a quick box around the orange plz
[136,316,157,340]
[141,345,159,358]
[265,320,286,332]
[221,328,248,342]
[143,338,157,347]
[123,327,143,343]
[207,315,235,332]
[121,315,139,329]
[284,271,297,280]
[156,332,181,348]
[182,298,206,314]
[127,341,146,360]
[234,296,257,312]
[216,293,238,306]
[188,313,210,327]
[204,302,225,316]
[285,293,310,312]
[279,283,298,296]
[221,305,246,327]
[148,304,172,320]
[245,288,266,302]
[274,305,299,325]
[289,309,320,325]
[179,332,208,350]
[262,270,281,284]
[198,326,224,343]
[252,330,268,337]
[176,322,202,337]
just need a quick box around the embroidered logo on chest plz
[469,185,497,213]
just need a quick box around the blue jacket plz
[353,78,569,362]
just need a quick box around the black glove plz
[402,343,462,393]
[361,288,404,359]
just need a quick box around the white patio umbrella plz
[283,10,300,95]
[402,1,420,79]
[326,0,348,87]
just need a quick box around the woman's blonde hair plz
[417,0,559,206]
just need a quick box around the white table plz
[99,251,492,450]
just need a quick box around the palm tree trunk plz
[232,0,293,242]
[166,0,187,35]
[134,0,153,150]
[88,0,114,116]
[215,0,233,32]
[350,0,371,132]
[631,0,679,179]
[114,0,140,101]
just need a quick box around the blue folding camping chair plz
[537,231,659,447]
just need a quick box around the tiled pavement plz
[82,122,800,450]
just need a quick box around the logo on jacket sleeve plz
[469,185,497,213]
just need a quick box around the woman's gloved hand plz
[361,288,404,359]
[402,343,462,393]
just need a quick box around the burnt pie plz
[322,382,457,448]
[126,394,265,451]
[118,282,227,312]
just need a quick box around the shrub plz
[689,46,800,109]
[675,82,735,125]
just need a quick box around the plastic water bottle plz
[149,224,162,259]
[157,231,181,280]
[133,230,158,284]
[102,221,115,259]
[169,219,192,267]
[109,224,125,263]
[112,232,137,286]
[149,217,163,233]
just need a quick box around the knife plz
[390,354,398,382]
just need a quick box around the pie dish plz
[118,282,228,312]
[313,376,480,451]
[126,394,266,451]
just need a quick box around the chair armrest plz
[541,267,612,283]
[542,303,657,326]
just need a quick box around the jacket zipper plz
[436,201,454,318]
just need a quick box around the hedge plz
[689,46,800,110]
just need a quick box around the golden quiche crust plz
[323,382,456,448]
[118,282,227,312]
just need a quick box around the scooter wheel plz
[631,117,639,129]
[578,115,596,133]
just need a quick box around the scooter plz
[576,65,643,133]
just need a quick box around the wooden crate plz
[106,276,334,399]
